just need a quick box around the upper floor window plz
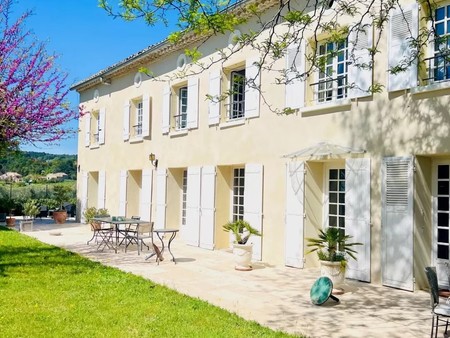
[85,108,105,148]
[314,40,348,103]
[175,86,188,130]
[123,95,150,141]
[135,101,143,136]
[229,69,246,120]
[430,5,450,83]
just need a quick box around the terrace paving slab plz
[22,220,431,338]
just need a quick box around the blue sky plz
[14,0,173,155]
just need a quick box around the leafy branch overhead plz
[100,0,441,114]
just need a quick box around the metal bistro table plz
[150,228,179,264]
[92,217,150,253]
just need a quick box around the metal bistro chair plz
[87,214,110,245]
[125,221,154,255]
[424,266,450,337]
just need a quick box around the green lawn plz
[0,228,302,338]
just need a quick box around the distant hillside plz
[0,151,77,180]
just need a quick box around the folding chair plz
[425,266,450,338]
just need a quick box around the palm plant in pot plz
[222,219,261,271]
[306,227,362,287]
[51,184,72,224]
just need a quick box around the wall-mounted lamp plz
[149,153,158,169]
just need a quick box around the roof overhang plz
[283,142,366,159]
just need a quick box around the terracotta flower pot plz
[6,217,15,227]
[53,211,67,224]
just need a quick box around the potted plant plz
[23,199,40,220]
[51,184,72,224]
[4,199,16,227]
[222,219,261,271]
[306,227,362,287]
[83,207,109,230]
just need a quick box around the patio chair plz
[424,266,450,337]
[87,214,110,245]
[125,221,153,255]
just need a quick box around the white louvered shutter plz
[244,163,263,260]
[81,171,89,222]
[244,58,260,119]
[187,77,199,129]
[142,94,151,137]
[97,170,106,209]
[200,166,216,250]
[285,162,305,268]
[381,157,414,291]
[345,158,371,282]
[139,169,153,221]
[84,113,91,147]
[98,108,106,144]
[208,70,221,125]
[119,170,127,216]
[155,168,167,229]
[388,3,419,92]
[348,22,373,98]
[185,166,201,246]
[285,41,305,109]
[162,85,171,134]
[123,101,130,141]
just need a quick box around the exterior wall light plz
[149,153,158,169]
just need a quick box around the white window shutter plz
[345,158,371,282]
[285,41,305,109]
[119,170,127,216]
[244,163,263,260]
[162,85,171,134]
[142,94,151,137]
[97,170,106,209]
[98,108,106,145]
[155,168,167,229]
[200,166,216,250]
[187,77,199,129]
[208,70,221,125]
[140,169,153,221]
[123,101,130,141]
[348,22,373,98]
[185,166,201,246]
[388,3,419,92]
[381,157,414,291]
[285,161,305,268]
[244,57,260,119]
[84,113,91,147]
[80,171,89,223]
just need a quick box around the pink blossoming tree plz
[0,0,78,154]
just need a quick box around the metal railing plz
[310,75,348,103]
[173,113,187,130]
[422,52,450,85]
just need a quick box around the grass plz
[0,228,301,338]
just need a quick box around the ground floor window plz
[181,169,187,226]
[232,168,245,222]
[327,168,346,234]
[437,164,450,259]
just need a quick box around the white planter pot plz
[320,260,346,287]
[233,244,253,271]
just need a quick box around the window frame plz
[232,167,245,222]
[175,86,188,130]
[228,69,246,120]
[323,164,346,236]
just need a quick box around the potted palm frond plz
[306,227,362,287]
[222,219,261,271]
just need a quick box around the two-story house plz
[72,0,450,291]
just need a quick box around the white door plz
[285,161,305,268]
[155,168,167,229]
[118,170,127,216]
[200,166,216,250]
[80,171,89,222]
[97,170,106,209]
[244,163,263,260]
[346,158,371,282]
[140,169,153,221]
[382,157,414,291]
[185,166,201,246]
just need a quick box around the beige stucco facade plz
[73,0,450,291]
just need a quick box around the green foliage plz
[0,229,297,337]
[51,184,73,210]
[306,227,362,262]
[222,219,261,245]
[83,207,109,224]
[23,199,40,219]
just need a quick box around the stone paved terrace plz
[10,218,433,338]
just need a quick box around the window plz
[175,87,188,130]
[93,111,100,144]
[181,170,187,226]
[232,168,245,222]
[437,164,450,260]
[134,100,143,137]
[327,168,346,235]
[429,5,450,83]
[314,40,348,103]
[229,69,245,119]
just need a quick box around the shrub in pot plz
[222,219,261,271]
[83,207,109,230]
[51,184,72,224]
[306,227,362,287]
[23,199,40,220]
